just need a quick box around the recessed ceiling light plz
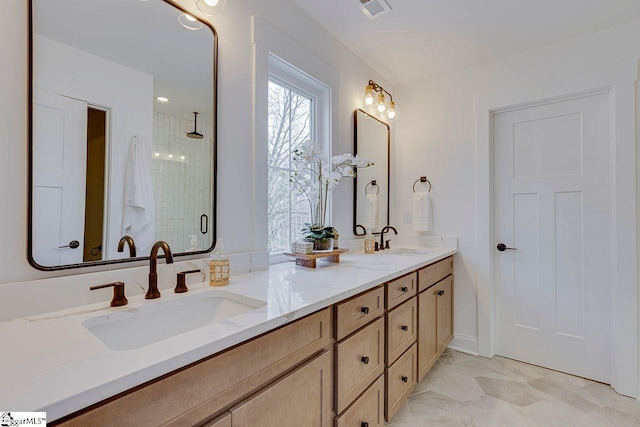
[154,96,170,103]
[154,152,160,157]
[180,155,186,160]
[178,13,203,30]
[168,154,174,159]
[197,0,226,16]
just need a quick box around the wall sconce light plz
[363,80,396,121]
[197,0,226,15]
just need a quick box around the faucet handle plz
[90,282,128,307]
[175,270,202,293]
[385,240,391,250]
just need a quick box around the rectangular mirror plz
[29,0,217,270]
[353,109,390,235]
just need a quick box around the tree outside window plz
[268,79,313,254]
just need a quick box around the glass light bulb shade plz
[178,13,203,30]
[376,92,386,112]
[387,101,396,120]
[197,0,226,15]
[364,85,374,106]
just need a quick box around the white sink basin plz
[83,290,266,351]
[384,248,432,256]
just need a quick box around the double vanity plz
[0,246,456,426]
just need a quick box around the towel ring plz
[365,180,380,195]
[413,176,432,193]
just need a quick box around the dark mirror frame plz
[27,0,218,271]
[353,109,390,236]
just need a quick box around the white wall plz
[395,20,640,355]
[0,0,393,315]
[33,35,154,260]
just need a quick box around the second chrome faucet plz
[147,241,174,299]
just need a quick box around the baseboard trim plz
[448,333,479,356]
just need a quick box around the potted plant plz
[291,141,372,251]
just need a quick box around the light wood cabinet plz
[417,257,454,383]
[335,317,385,413]
[436,276,454,353]
[386,297,417,365]
[334,375,385,427]
[335,286,385,341]
[385,343,417,421]
[230,350,333,427]
[386,272,417,310]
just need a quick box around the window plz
[266,55,331,259]
[267,79,314,254]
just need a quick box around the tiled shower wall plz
[152,112,213,253]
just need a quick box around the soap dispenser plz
[210,238,230,287]
[364,229,376,254]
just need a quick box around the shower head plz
[186,112,204,139]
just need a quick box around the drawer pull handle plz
[402,376,409,383]
[361,423,369,427]
[401,286,409,293]
[361,356,370,365]
[401,325,409,332]
[361,306,370,315]
[438,290,445,296]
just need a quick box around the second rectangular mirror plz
[354,109,390,235]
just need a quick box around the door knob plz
[497,243,517,252]
[59,240,80,249]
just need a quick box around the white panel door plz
[494,91,611,383]
[32,89,88,266]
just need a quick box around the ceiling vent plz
[359,0,391,20]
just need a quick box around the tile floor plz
[387,349,640,426]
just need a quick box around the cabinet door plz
[230,350,332,427]
[418,287,438,382]
[436,276,454,353]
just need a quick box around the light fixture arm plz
[368,80,393,103]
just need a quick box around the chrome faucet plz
[147,241,174,299]
[378,226,398,251]
[117,235,137,258]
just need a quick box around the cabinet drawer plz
[418,256,453,293]
[386,297,417,365]
[385,344,417,422]
[231,350,333,427]
[386,272,417,310]
[336,317,385,413]
[335,375,385,427]
[58,309,332,427]
[335,286,385,341]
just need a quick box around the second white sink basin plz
[384,248,432,255]
[83,290,266,351]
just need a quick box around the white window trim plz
[252,16,339,266]
[267,57,331,262]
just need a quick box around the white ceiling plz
[33,0,215,125]
[293,0,640,86]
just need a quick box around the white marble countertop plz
[0,247,456,421]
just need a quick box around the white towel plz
[364,193,379,231]
[412,191,432,233]
[122,135,156,249]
